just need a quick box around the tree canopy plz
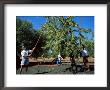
[16,16,94,59]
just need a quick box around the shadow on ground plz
[16,58,55,70]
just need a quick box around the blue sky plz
[17,16,47,30]
[17,16,94,40]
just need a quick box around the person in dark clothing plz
[70,53,77,73]
[81,45,90,71]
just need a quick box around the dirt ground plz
[29,57,94,63]
[16,57,94,74]
[16,64,94,74]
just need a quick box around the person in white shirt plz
[56,53,63,65]
[81,45,89,71]
[20,46,36,74]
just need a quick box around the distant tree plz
[16,18,46,58]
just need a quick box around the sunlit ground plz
[16,57,94,74]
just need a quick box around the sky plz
[17,16,94,40]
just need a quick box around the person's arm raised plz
[28,47,36,57]
[32,47,36,52]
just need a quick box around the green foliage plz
[16,18,34,52]
[16,16,94,59]
[16,18,46,58]
[84,40,94,57]
[41,16,94,58]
